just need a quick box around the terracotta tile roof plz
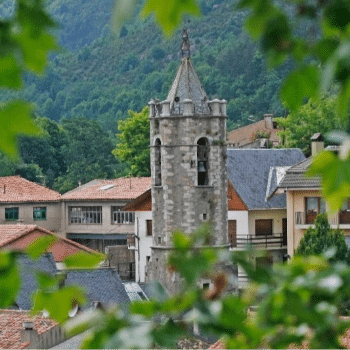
[0,224,98,261]
[62,177,151,201]
[227,119,280,147]
[0,176,61,203]
[0,310,57,349]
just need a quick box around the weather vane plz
[181,27,191,58]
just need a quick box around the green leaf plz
[25,235,57,260]
[0,55,22,89]
[152,318,188,348]
[112,0,137,33]
[14,28,57,74]
[0,101,41,157]
[280,65,319,110]
[63,251,105,269]
[0,251,20,307]
[33,285,86,323]
[308,151,350,211]
[36,271,59,290]
[142,0,200,35]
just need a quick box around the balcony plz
[295,211,350,228]
[231,233,286,250]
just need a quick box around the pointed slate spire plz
[166,29,210,115]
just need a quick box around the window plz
[228,220,237,247]
[69,206,102,224]
[33,207,46,220]
[340,199,350,224]
[5,207,18,221]
[155,138,162,186]
[305,197,326,224]
[146,220,152,236]
[255,219,273,236]
[197,137,209,186]
[111,206,134,224]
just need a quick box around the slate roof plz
[166,57,210,115]
[62,177,151,201]
[64,268,130,309]
[0,176,61,202]
[0,224,98,261]
[17,254,57,310]
[278,157,321,189]
[227,149,306,209]
[0,309,57,349]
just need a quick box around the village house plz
[60,177,151,279]
[275,134,350,258]
[226,114,281,149]
[0,176,62,233]
[0,224,98,269]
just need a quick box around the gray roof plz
[64,268,130,309]
[166,57,210,114]
[227,149,306,209]
[278,157,321,188]
[17,253,57,310]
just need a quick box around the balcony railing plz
[295,212,342,226]
[233,233,286,249]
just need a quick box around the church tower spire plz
[147,29,228,295]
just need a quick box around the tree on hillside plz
[19,117,67,187]
[113,106,150,177]
[295,214,350,264]
[53,116,117,193]
[277,97,347,156]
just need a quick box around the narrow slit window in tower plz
[155,138,162,186]
[197,138,209,186]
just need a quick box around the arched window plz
[155,139,162,186]
[197,137,209,186]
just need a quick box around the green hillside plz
[0,0,292,134]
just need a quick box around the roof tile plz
[0,176,61,203]
[62,177,151,201]
[0,309,57,349]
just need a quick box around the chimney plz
[311,133,324,156]
[21,321,39,349]
[264,114,274,129]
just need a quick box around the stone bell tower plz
[147,29,228,294]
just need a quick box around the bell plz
[198,161,206,172]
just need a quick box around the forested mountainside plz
[0,0,294,134]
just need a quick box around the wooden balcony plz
[231,233,286,249]
[295,212,347,227]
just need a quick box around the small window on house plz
[33,207,46,220]
[158,237,161,244]
[146,256,151,263]
[305,197,326,224]
[255,219,273,236]
[155,138,162,186]
[69,206,102,224]
[202,213,207,221]
[5,207,18,221]
[111,206,134,224]
[197,138,209,186]
[146,220,152,236]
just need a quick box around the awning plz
[67,233,127,240]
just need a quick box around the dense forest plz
[0,0,319,191]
